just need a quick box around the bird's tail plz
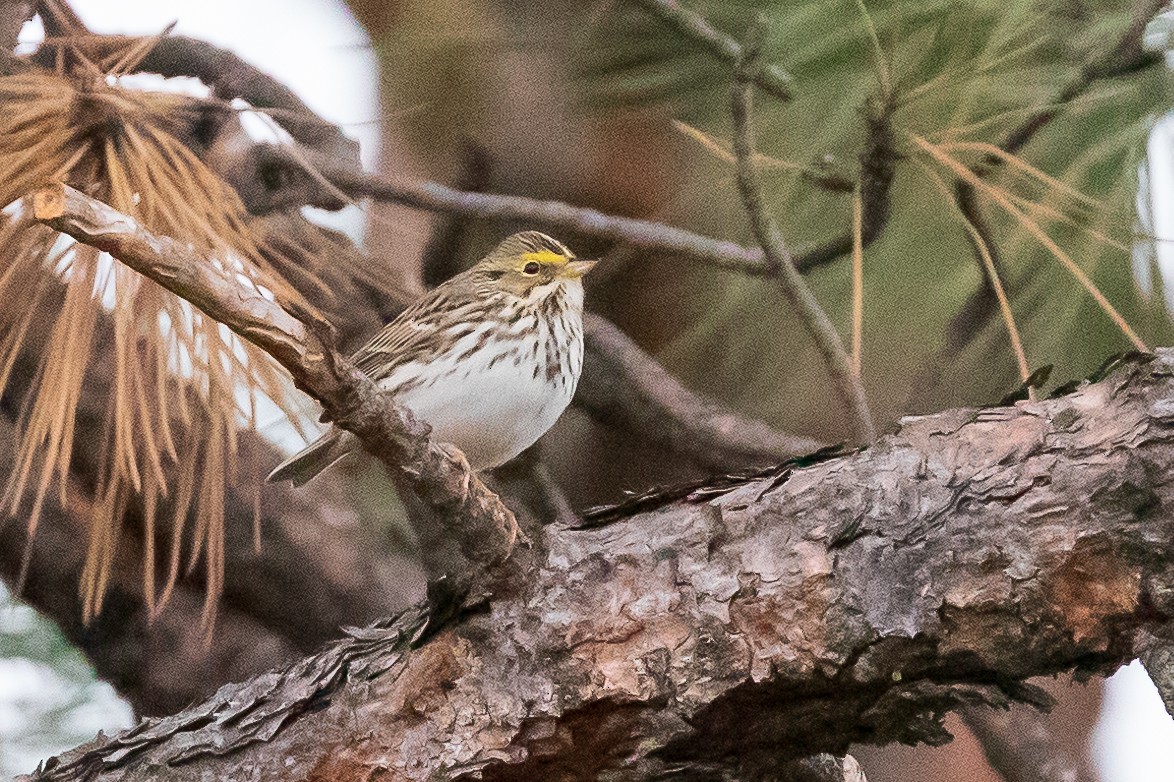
[266,429,356,487]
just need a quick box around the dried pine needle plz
[0,63,313,630]
[911,133,1148,352]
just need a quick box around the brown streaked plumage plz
[267,231,595,486]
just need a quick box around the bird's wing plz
[349,279,487,379]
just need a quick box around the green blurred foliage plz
[0,585,133,777]
[363,0,1174,443]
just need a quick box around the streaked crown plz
[473,232,596,293]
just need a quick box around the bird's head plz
[474,231,596,301]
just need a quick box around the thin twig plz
[631,0,793,101]
[315,155,770,275]
[992,0,1166,163]
[31,183,522,598]
[730,17,875,444]
[671,119,857,193]
[262,141,875,279]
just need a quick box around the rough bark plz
[26,349,1174,781]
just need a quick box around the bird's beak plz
[564,259,598,278]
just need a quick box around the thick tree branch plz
[730,19,875,443]
[25,349,1174,780]
[29,184,520,598]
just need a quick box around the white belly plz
[380,332,580,469]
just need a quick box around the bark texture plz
[25,350,1174,781]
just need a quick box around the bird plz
[267,231,595,487]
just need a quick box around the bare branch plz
[580,313,825,469]
[30,184,521,598]
[730,18,875,443]
[305,148,773,276]
[254,139,888,284]
[630,0,794,101]
[26,350,1174,781]
[994,0,1166,162]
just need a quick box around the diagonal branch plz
[580,313,825,468]
[29,184,521,599]
[630,0,794,101]
[730,18,875,443]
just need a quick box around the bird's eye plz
[523,261,541,275]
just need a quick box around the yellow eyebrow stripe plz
[521,250,567,265]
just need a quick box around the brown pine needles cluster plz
[0,61,311,630]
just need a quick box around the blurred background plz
[3,0,1174,779]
